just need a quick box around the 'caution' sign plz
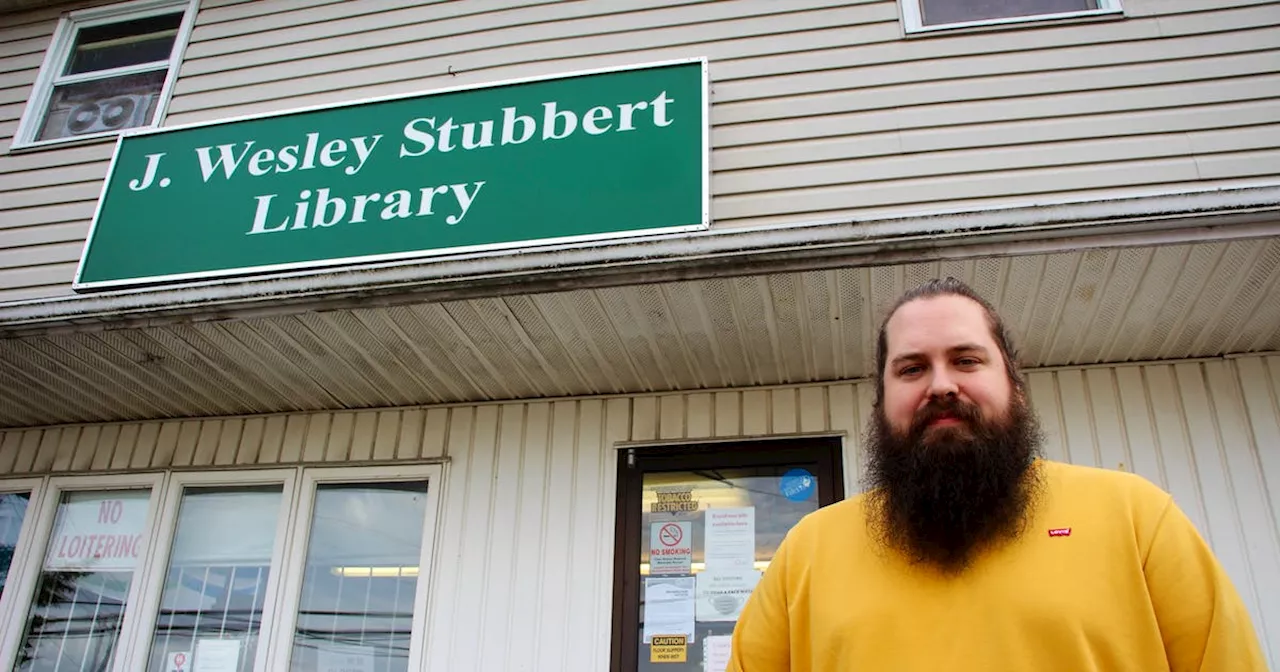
[650,635,688,663]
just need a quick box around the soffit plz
[2,237,1278,428]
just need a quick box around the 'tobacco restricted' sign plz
[76,60,707,290]
[650,521,692,575]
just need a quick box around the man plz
[727,277,1267,671]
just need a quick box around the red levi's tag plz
[1048,528,1072,537]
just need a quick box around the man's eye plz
[899,365,924,376]
[956,358,981,367]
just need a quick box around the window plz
[0,466,443,672]
[0,491,33,601]
[900,0,1123,33]
[12,0,196,148]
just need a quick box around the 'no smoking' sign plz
[650,521,692,574]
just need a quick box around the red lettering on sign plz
[1048,528,1072,537]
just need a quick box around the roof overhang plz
[1,185,1278,427]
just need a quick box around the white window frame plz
[266,464,446,672]
[0,478,47,656]
[10,0,199,150]
[126,469,298,672]
[0,472,167,672]
[899,0,1124,35]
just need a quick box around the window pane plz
[920,0,1097,25]
[147,486,284,672]
[64,12,183,75]
[290,482,429,672]
[15,490,151,672]
[1,492,32,600]
[36,69,165,141]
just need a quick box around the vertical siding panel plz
[12,430,42,474]
[257,416,287,465]
[1174,362,1253,597]
[771,388,798,434]
[213,418,243,466]
[192,420,222,467]
[686,393,712,439]
[423,406,474,672]
[421,407,449,459]
[505,402,550,672]
[1085,368,1129,472]
[448,404,499,672]
[132,423,160,470]
[32,428,60,474]
[1028,371,1068,463]
[1114,367,1166,489]
[742,390,769,435]
[714,391,740,437]
[659,394,684,440]
[278,415,308,464]
[1205,360,1278,651]
[1237,358,1280,538]
[1145,365,1209,534]
[53,426,82,472]
[397,408,425,460]
[571,398,608,671]
[110,424,139,471]
[855,380,876,481]
[0,432,21,473]
[1056,370,1099,467]
[799,386,826,433]
[536,400,578,672]
[348,411,378,462]
[74,426,100,472]
[828,383,861,496]
[324,413,353,463]
[631,396,658,442]
[372,411,400,461]
[597,397,630,645]
[302,414,330,463]
[91,425,120,471]
[150,422,180,469]
[236,417,264,466]
[478,404,525,672]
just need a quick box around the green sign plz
[74,60,708,290]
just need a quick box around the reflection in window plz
[1,492,31,599]
[290,482,429,672]
[148,486,283,672]
[15,490,150,672]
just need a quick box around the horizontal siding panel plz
[0,160,106,192]
[0,142,114,174]
[0,241,81,268]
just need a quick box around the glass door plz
[610,438,844,672]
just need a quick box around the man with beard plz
[727,278,1266,671]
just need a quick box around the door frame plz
[608,436,845,672]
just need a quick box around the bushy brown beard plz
[864,393,1043,575]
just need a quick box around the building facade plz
[0,1,1277,671]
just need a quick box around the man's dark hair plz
[873,277,1024,406]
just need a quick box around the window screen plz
[289,482,429,672]
[1,492,31,600]
[920,0,1097,25]
[147,486,284,672]
[14,490,150,672]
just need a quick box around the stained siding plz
[1,0,1279,301]
[0,356,1277,669]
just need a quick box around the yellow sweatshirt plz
[727,460,1267,671]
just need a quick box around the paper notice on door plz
[705,507,755,570]
[696,569,761,621]
[193,639,240,672]
[317,644,375,672]
[704,635,733,672]
[643,576,696,643]
[650,521,692,575]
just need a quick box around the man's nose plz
[927,368,959,398]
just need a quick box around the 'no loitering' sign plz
[650,521,692,575]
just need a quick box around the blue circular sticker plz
[779,468,816,502]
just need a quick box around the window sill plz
[904,8,1125,38]
[5,129,136,155]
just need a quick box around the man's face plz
[881,295,1014,439]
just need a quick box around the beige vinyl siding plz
[0,0,1278,300]
[0,356,1278,669]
